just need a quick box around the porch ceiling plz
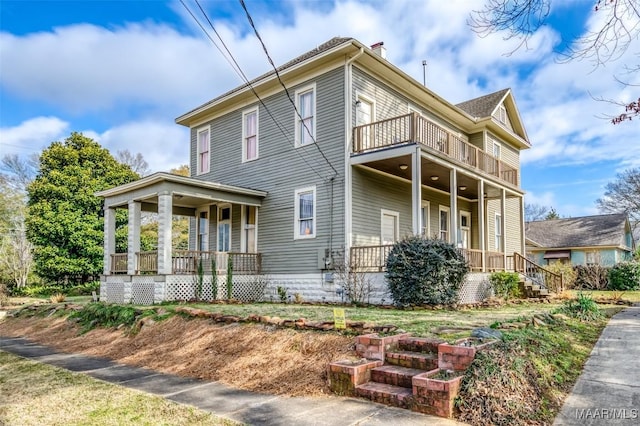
[96,172,267,210]
[358,157,509,200]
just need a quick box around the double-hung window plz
[197,127,210,174]
[495,213,503,252]
[294,186,316,239]
[243,107,258,162]
[295,84,316,146]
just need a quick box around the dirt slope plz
[0,315,355,396]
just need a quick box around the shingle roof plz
[525,213,629,248]
[456,88,510,118]
[178,37,354,119]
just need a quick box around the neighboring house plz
[525,213,635,267]
[97,37,531,304]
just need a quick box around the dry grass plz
[0,351,237,426]
[0,315,354,396]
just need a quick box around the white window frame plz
[381,209,400,245]
[421,201,430,237]
[217,204,232,252]
[495,213,503,252]
[439,206,450,242]
[496,104,507,124]
[295,83,316,147]
[492,139,501,159]
[196,207,210,252]
[459,210,471,249]
[586,250,597,265]
[294,186,316,239]
[241,205,258,253]
[242,107,259,162]
[196,126,210,175]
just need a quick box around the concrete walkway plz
[0,336,462,425]
[554,303,640,426]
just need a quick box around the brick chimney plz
[370,41,386,59]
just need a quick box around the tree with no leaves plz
[597,167,640,229]
[470,0,640,124]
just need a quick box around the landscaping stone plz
[471,327,503,340]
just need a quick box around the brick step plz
[355,381,413,409]
[385,350,438,371]
[371,365,425,388]
[397,337,443,354]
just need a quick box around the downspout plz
[344,47,365,263]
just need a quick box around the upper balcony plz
[352,112,518,187]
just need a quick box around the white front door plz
[460,211,471,249]
[217,205,231,252]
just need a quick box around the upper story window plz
[492,140,501,159]
[294,186,316,239]
[295,84,316,147]
[243,107,258,162]
[197,126,210,174]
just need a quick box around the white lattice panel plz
[231,275,268,302]
[459,273,492,304]
[166,275,198,301]
[105,282,125,304]
[131,277,155,305]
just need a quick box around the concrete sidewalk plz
[554,303,640,426]
[0,336,462,425]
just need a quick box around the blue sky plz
[1,0,638,218]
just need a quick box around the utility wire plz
[180,0,326,179]
[238,0,339,178]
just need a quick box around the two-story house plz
[97,37,530,304]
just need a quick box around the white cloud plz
[0,116,69,155]
[89,120,189,173]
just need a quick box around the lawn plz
[0,351,238,426]
[566,289,640,303]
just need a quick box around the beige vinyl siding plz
[485,197,522,254]
[189,67,345,274]
[487,132,520,171]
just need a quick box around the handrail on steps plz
[512,252,564,293]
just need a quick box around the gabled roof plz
[456,89,510,118]
[525,213,631,249]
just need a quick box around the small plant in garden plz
[293,293,304,304]
[211,258,218,300]
[489,271,521,300]
[608,261,640,291]
[226,256,233,299]
[385,236,468,306]
[556,292,603,321]
[195,259,204,301]
[68,303,155,334]
[50,293,66,303]
[277,286,288,303]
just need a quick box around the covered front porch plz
[96,173,267,303]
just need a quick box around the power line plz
[179,0,327,180]
[237,0,338,178]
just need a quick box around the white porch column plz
[103,206,116,274]
[478,180,486,272]
[519,195,526,257]
[450,169,458,245]
[127,201,141,275]
[157,192,173,274]
[500,188,507,266]
[411,147,422,235]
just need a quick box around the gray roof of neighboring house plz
[456,88,510,118]
[525,213,630,249]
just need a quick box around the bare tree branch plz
[116,149,151,176]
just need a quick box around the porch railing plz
[353,113,518,186]
[110,253,128,274]
[350,245,505,273]
[512,252,563,293]
[137,251,158,274]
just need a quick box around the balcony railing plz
[110,253,128,274]
[353,113,518,186]
[349,245,505,272]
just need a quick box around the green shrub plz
[18,285,64,298]
[555,293,603,321]
[573,265,610,290]
[66,281,100,296]
[545,262,577,289]
[608,261,640,291]
[68,303,153,333]
[385,236,468,306]
[489,271,521,300]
